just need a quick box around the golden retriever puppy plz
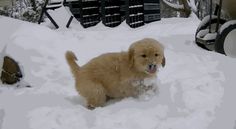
[66,38,165,108]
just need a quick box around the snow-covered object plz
[187,0,197,13]
[162,0,184,10]
[0,15,22,77]
[0,47,28,87]
[162,0,198,14]
[203,32,217,40]
[219,20,236,58]
[196,29,209,38]
[0,16,236,129]
[223,29,236,58]
[219,20,236,34]
[197,15,217,31]
[46,6,79,28]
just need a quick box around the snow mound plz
[0,16,236,129]
[27,49,225,129]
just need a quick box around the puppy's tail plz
[65,51,80,78]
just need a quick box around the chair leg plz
[45,11,59,29]
[38,9,45,24]
[66,16,74,28]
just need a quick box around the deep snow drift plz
[0,15,236,129]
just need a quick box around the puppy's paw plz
[87,104,95,110]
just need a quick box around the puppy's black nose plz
[148,64,156,69]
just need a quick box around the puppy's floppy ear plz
[161,56,166,67]
[159,43,165,67]
[128,44,135,68]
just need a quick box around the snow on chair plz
[38,0,74,29]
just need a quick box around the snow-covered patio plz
[0,15,236,129]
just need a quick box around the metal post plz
[209,0,212,33]
[38,0,49,24]
[44,11,59,28]
[216,0,222,33]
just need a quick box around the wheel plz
[215,20,236,58]
[195,15,226,50]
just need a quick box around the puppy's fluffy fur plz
[66,38,165,108]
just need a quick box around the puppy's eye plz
[141,54,147,58]
[155,53,159,57]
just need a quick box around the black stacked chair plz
[64,0,80,21]
[39,0,161,29]
[101,0,122,27]
[126,0,144,28]
[143,0,161,23]
[120,0,127,21]
[79,0,101,28]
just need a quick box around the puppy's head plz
[129,38,165,75]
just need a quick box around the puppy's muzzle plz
[146,64,157,74]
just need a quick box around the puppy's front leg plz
[119,83,139,98]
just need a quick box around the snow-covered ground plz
[0,13,236,129]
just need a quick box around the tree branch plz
[162,0,185,12]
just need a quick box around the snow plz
[0,49,4,77]
[223,28,236,58]
[197,15,217,31]
[1,14,236,129]
[219,20,236,34]
[197,29,209,38]
[203,32,217,40]
[0,109,4,129]
[187,0,197,13]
